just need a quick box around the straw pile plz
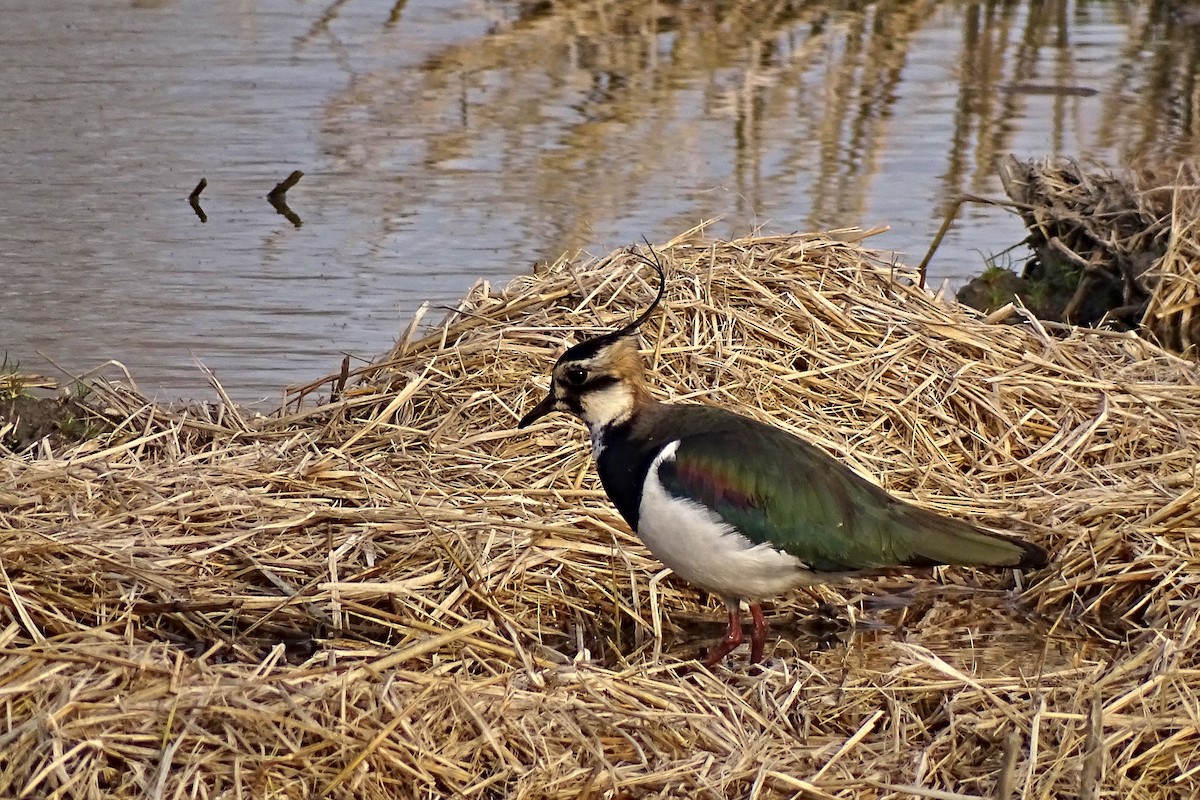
[1140,160,1200,354]
[3,230,1200,799]
[966,155,1200,356]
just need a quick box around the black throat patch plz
[593,418,668,531]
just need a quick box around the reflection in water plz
[574,583,1096,678]
[0,0,1195,401]
[267,171,305,228]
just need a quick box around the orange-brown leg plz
[704,607,743,666]
[749,602,769,664]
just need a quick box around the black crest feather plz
[563,243,667,361]
[615,241,667,337]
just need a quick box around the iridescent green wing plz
[655,413,1041,571]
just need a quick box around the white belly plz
[637,442,816,602]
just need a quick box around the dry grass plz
[3,229,1200,798]
[1141,160,1200,355]
[991,154,1200,355]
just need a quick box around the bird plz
[517,247,1049,667]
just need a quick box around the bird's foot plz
[702,608,743,667]
[749,602,769,664]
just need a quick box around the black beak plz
[518,391,558,428]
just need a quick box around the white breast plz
[636,441,817,602]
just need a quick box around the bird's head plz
[518,248,665,434]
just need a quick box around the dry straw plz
[995,154,1200,354]
[1141,160,1200,354]
[3,229,1200,798]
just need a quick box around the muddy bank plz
[958,155,1200,355]
[0,392,101,453]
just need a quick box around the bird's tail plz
[898,504,1048,570]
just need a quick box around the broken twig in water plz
[188,177,208,223]
[267,170,304,227]
[268,170,304,200]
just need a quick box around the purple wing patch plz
[662,446,760,512]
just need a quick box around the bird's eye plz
[563,366,589,387]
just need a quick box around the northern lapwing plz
[518,248,1049,666]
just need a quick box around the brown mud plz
[0,393,100,453]
[958,155,1200,356]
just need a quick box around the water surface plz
[1,0,1194,402]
